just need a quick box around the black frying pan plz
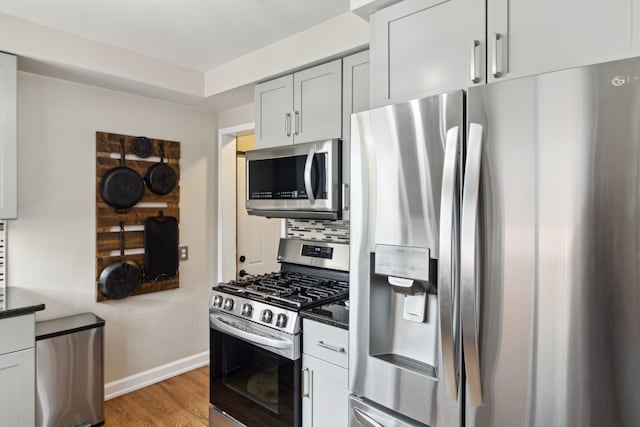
[100,138,145,210]
[145,142,177,195]
[98,222,143,299]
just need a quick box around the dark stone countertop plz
[301,300,349,330]
[0,287,45,319]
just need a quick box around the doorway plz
[216,123,285,283]
[235,135,281,279]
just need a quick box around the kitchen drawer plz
[303,319,348,368]
[0,314,35,355]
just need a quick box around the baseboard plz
[104,351,209,400]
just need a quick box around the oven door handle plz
[210,314,292,350]
[304,147,316,204]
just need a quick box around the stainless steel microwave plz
[245,139,342,219]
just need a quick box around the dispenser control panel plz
[374,244,430,281]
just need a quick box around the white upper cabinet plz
[488,0,640,83]
[0,52,17,219]
[293,60,342,145]
[255,59,342,149]
[254,75,294,149]
[342,50,370,221]
[370,0,485,107]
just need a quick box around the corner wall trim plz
[104,351,209,400]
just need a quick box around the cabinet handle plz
[492,33,504,78]
[285,113,292,137]
[317,340,346,353]
[294,111,300,135]
[302,367,311,397]
[342,183,349,211]
[470,40,481,84]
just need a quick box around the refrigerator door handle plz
[353,408,384,427]
[304,147,316,204]
[438,126,460,400]
[461,122,484,406]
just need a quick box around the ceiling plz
[0,0,350,71]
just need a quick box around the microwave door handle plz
[304,147,316,204]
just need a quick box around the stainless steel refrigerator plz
[349,57,640,427]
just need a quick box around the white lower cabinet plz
[302,319,348,427]
[0,348,35,426]
[0,314,36,427]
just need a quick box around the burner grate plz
[216,271,348,309]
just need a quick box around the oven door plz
[210,312,301,427]
[245,139,341,219]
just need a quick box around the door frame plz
[217,122,254,284]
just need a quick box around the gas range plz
[209,238,349,336]
[209,238,349,427]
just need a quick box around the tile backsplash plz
[286,219,349,243]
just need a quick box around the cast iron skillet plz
[145,142,177,195]
[100,138,145,210]
[98,222,143,299]
[131,136,153,158]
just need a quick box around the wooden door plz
[488,0,640,82]
[293,60,343,144]
[370,0,485,107]
[236,155,281,278]
[254,75,294,149]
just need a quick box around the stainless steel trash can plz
[35,313,105,427]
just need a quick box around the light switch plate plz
[179,246,189,261]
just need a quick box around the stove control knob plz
[223,298,234,311]
[213,295,223,308]
[241,303,253,317]
[262,309,273,323]
[276,313,288,328]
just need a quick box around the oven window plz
[211,328,300,427]
[248,153,327,200]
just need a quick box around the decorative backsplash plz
[0,221,5,288]
[286,219,349,243]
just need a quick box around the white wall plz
[218,102,255,129]
[8,72,218,383]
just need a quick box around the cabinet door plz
[302,354,348,427]
[255,75,294,149]
[370,0,485,107]
[488,0,640,82]
[293,60,342,144]
[0,52,17,219]
[342,51,370,222]
[0,348,35,427]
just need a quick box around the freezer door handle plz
[438,126,461,400]
[461,122,484,406]
[353,408,384,427]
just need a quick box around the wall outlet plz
[179,246,189,261]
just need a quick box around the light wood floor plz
[104,365,237,427]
